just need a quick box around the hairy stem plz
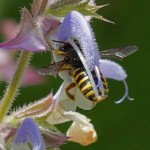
[0,51,32,123]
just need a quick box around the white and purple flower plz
[0,0,137,149]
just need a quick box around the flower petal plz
[0,125,17,142]
[42,128,69,148]
[0,8,48,51]
[57,11,100,70]
[99,59,127,81]
[13,118,45,150]
[21,67,44,86]
[53,82,77,111]
[0,20,19,41]
[67,121,97,146]
[0,61,44,86]
[0,50,12,66]
[54,81,94,111]
[13,94,56,119]
[100,59,133,103]
[36,16,60,38]
[47,88,93,124]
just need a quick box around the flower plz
[3,91,96,147]
[0,8,49,51]
[42,89,97,146]
[0,20,44,86]
[0,0,109,52]
[67,121,97,146]
[99,59,134,104]
[1,111,68,150]
[8,89,97,147]
[12,118,45,150]
[51,11,137,110]
[57,58,133,110]
[0,0,137,149]
[46,97,97,146]
[0,54,44,86]
[57,11,100,71]
[36,10,136,110]
[12,118,68,150]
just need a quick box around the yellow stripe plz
[85,90,95,97]
[77,76,88,87]
[81,83,92,92]
[73,69,80,76]
[74,72,84,81]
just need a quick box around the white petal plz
[54,81,77,111]
[57,81,95,110]
[46,106,70,125]
[67,121,97,146]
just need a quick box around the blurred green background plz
[0,0,149,150]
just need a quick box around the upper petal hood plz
[57,11,100,70]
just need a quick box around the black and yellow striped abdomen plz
[72,68,97,101]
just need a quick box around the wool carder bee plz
[39,40,138,105]
[39,40,108,104]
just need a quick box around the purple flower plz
[0,20,44,86]
[99,59,133,104]
[0,0,112,54]
[0,8,134,108]
[56,58,133,110]
[0,56,44,86]
[0,9,47,51]
[52,11,106,103]
[0,0,137,149]
[0,8,60,52]
[11,118,68,150]
[57,11,100,71]
[46,94,97,146]
[12,118,45,150]
[51,11,134,110]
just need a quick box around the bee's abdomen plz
[73,68,95,101]
[100,72,109,95]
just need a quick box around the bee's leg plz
[65,82,76,100]
[52,48,65,56]
[60,64,71,71]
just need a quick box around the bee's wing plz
[38,61,65,77]
[101,45,138,59]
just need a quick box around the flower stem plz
[0,51,32,123]
[38,0,49,15]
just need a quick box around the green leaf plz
[82,9,115,24]
[85,4,109,13]
[45,0,114,24]
[45,0,89,17]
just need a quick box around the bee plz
[39,40,138,104]
[39,40,108,103]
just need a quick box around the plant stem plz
[0,51,32,123]
[38,0,49,15]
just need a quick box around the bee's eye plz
[60,45,67,52]
[60,47,65,51]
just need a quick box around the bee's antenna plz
[52,40,67,44]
